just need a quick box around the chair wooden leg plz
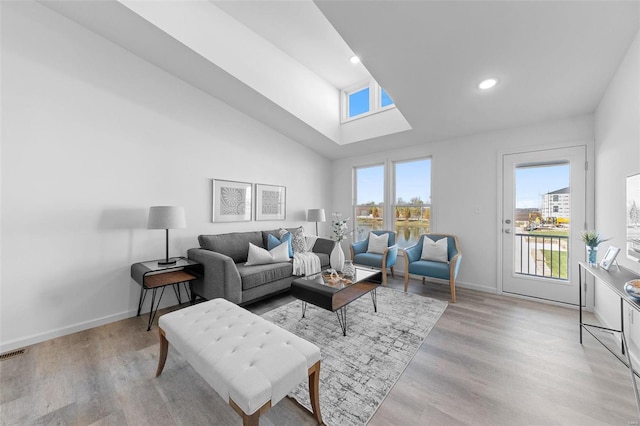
[382,269,388,286]
[450,277,456,303]
[404,272,409,292]
[308,361,322,425]
[422,277,426,285]
[156,328,168,377]
[390,266,395,278]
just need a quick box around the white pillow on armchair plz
[367,232,389,254]
[420,236,449,263]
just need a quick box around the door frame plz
[496,142,595,309]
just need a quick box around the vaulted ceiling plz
[42,1,639,159]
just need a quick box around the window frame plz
[352,156,432,250]
[342,80,396,123]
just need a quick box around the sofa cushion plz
[199,232,263,264]
[267,233,293,257]
[237,262,293,291]
[289,226,307,254]
[315,253,330,268]
[245,242,290,266]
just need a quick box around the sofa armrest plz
[187,248,242,304]
[312,237,334,257]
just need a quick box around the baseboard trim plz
[0,309,137,354]
[403,274,498,295]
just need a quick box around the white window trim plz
[352,156,432,249]
[342,80,396,123]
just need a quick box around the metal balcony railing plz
[515,233,569,280]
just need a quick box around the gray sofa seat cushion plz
[237,262,293,291]
[199,231,263,264]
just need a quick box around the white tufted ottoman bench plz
[155,298,322,426]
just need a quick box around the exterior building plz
[541,187,570,221]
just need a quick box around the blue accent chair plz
[350,230,398,286]
[404,234,462,303]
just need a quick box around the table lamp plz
[148,206,186,266]
[307,208,326,236]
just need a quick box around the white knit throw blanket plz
[293,252,321,276]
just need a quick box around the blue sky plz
[516,164,570,208]
[356,160,431,204]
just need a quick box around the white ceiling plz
[41,1,639,159]
[316,0,640,156]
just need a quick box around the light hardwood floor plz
[1,277,638,425]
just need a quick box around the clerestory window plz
[343,80,395,122]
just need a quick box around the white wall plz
[332,115,594,293]
[593,29,640,351]
[0,1,332,352]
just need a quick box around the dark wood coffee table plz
[290,267,382,336]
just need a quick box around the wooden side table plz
[131,257,202,330]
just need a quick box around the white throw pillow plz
[420,236,449,263]
[367,232,389,254]
[245,242,290,266]
[270,241,290,262]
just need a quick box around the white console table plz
[578,261,640,417]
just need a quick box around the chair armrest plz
[383,244,399,268]
[187,248,242,303]
[404,243,422,263]
[450,253,462,279]
[351,239,368,256]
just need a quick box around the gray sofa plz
[187,229,333,305]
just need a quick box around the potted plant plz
[581,231,609,266]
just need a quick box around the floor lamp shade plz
[307,208,326,235]
[148,206,186,265]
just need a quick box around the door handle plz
[504,229,512,234]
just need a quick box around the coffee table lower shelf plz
[291,268,382,336]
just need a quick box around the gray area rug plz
[261,287,447,426]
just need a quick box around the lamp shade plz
[307,208,326,222]
[147,206,186,229]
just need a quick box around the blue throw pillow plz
[268,233,293,257]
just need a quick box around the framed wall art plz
[212,179,252,222]
[255,184,286,221]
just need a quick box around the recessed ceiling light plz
[350,55,361,64]
[478,78,498,90]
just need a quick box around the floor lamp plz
[148,206,186,266]
[307,208,326,236]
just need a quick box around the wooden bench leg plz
[230,398,271,426]
[308,361,322,425]
[156,328,168,377]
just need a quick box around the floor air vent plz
[0,348,26,361]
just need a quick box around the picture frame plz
[212,179,252,222]
[600,245,621,271]
[255,184,286,221]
